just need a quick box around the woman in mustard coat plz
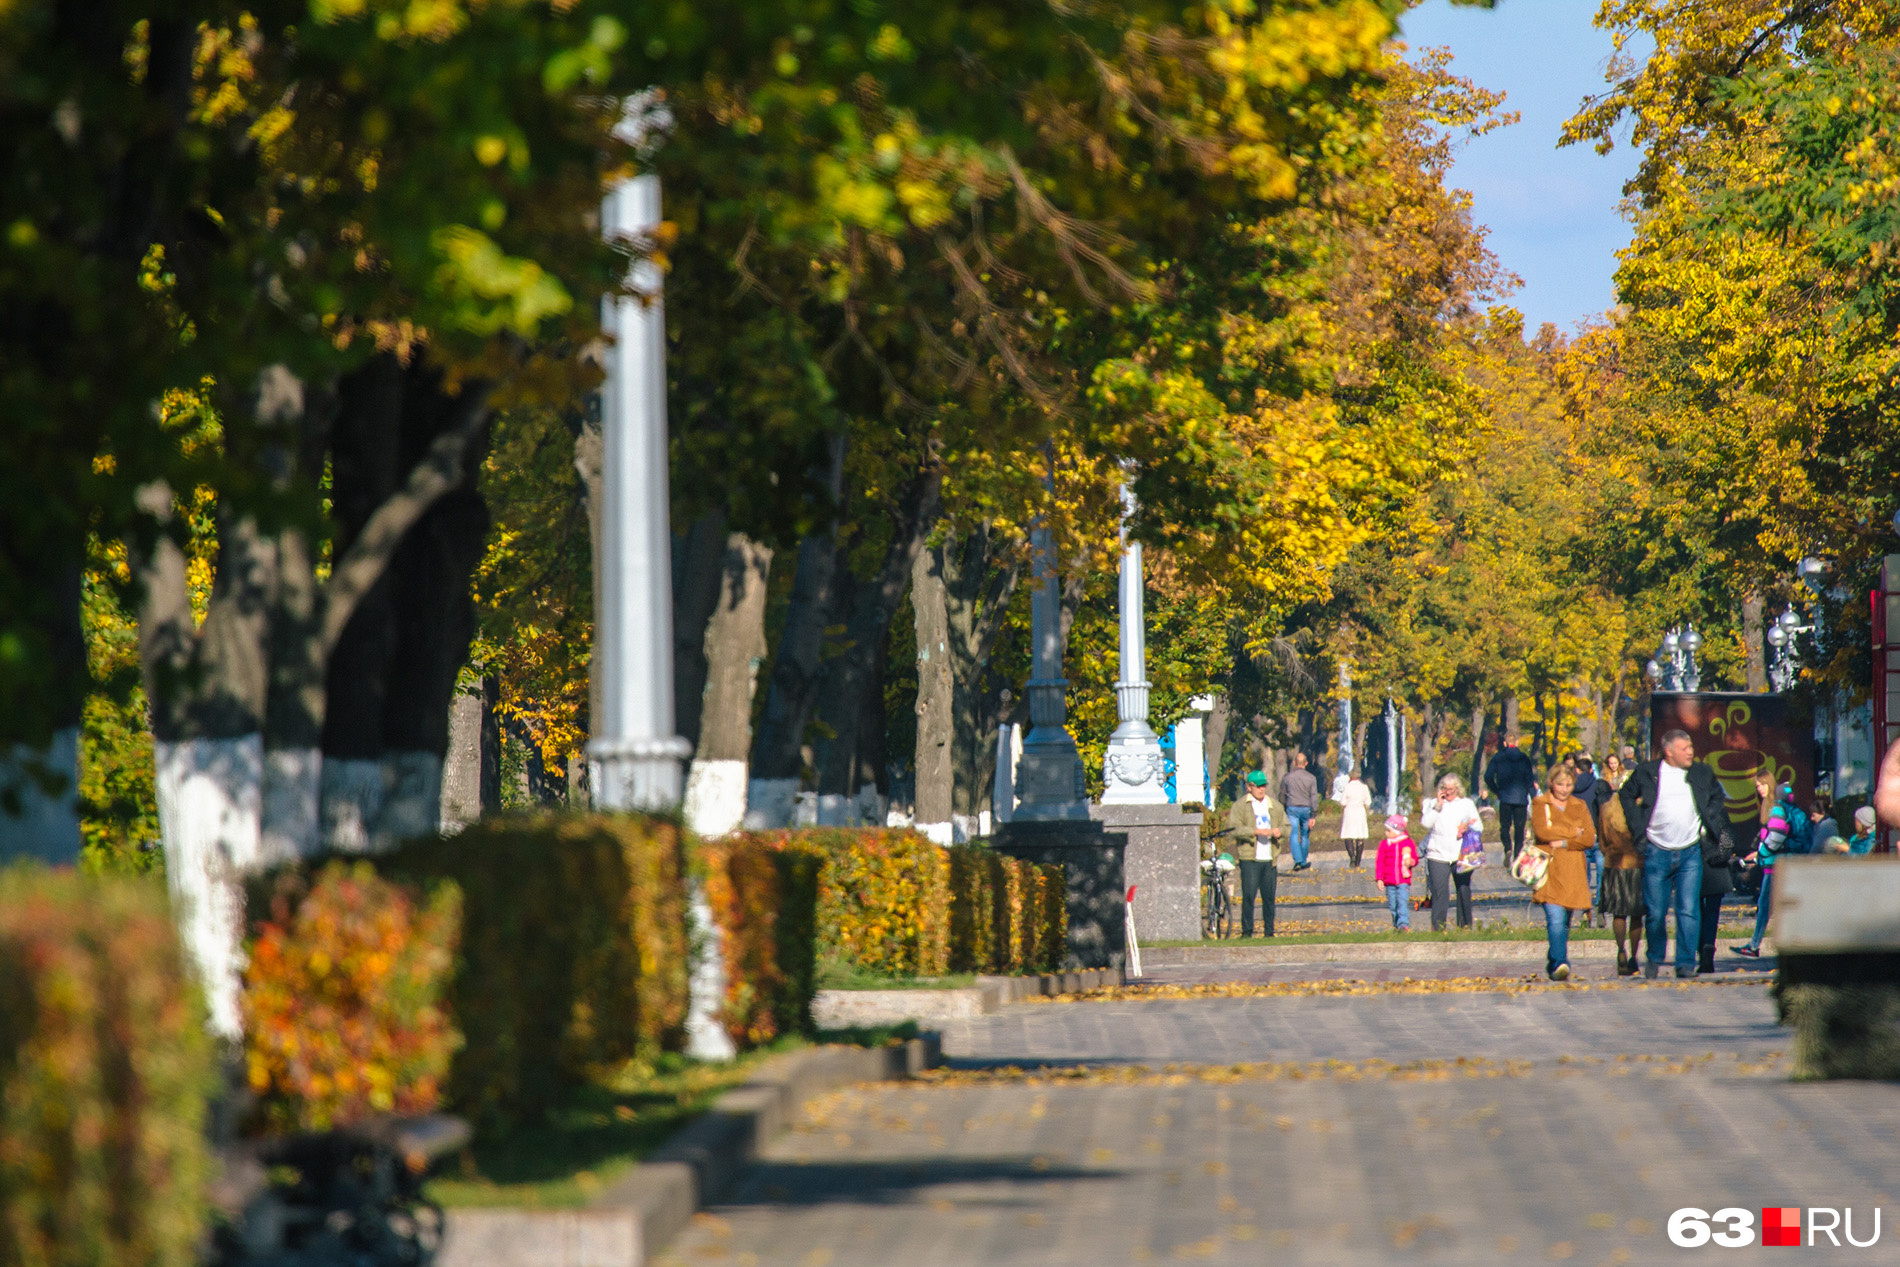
[1530,764,1596,980]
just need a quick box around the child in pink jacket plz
[1375,814,1419,931]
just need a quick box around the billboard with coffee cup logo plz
[1650,692,1815,826]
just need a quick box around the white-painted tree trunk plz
[743,777,799,829]
[320,752,443,854]
[260,746,321,865]
[155,735,264,1041]
[0,728,81,865]
[379,750,443,844]
[684,758,748,838]
[320,757,386,854]
[683,884,737,1060]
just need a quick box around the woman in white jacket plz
[1420,773,1481,930]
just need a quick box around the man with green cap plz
[1222,771,1284,937]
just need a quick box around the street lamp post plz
[1646,625,1703,693]
[1101,483,1168,804]
[1766,607,1809,692]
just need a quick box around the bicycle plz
[1201,851,1236,939]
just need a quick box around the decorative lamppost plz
[1014,494,1087,819]
[1101,483,1168,803]
[1766,607,1808,692]
[1645,626,1702,693]
[589,101,732,1060]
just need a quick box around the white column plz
[1384,698,1400,817]
[590,157,730,1061]
[1101,484,1167,804]
[589,172,692,811]
[992,722,1016,826]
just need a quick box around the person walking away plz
[1485,732,1536,864]
[1530,765,1595,980]
[1619,729,1733,978]
[1572,754,1607,927]
[1339,771,1373,868]
[1421,774,1481,930]
[1224,771,1283,937]
[1735,778,1808,959]
[1849,805,1878,855]
[1598,785,1645,975]
[1375,815,1418,930]
[1279,752,1320,872]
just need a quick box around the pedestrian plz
[1848,805,1878,855]
[1810,791,1838,855]
[1421,773,1481,930]
[1278,752,1320,872]
[1375,814,1418,930]
[1339,769,1373,868]
[1735,777,1808,959]
[1529,764,1595,980]
[1597,783,1645,975]
[1572,753,1607,927]
[1619,729,1735,978]
[1223,771,1283,938]
[1485,731,1536,864]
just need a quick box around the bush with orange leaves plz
[242,860,462,1133]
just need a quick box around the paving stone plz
[655,982,1886,1267]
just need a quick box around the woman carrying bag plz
[1528,764,1596,980]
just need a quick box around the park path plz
[658,978,1900,1266]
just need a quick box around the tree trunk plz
[1502,694,1520,739]
[912,544,953,839]
[315,360,491,853]
[1468,704,1486,798]
[1742,593,1769,692]
[684,535,771,836]
[812,469,942,798]
[672,508,728,751]
[1204,695,1231,806]
[1416,702,1439,799]
[0,565,83,864]
[940,523,1023,826]
[750,437,847,791]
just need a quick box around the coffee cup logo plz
[1708,749,1767,823]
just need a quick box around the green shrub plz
[242,860,461,1132]
[699,837,821,1046]
[735,828,951,977]
[0,867,216,1267]
[946,846,996,973]
[380,813,690,1127]
[943,845,1067,974]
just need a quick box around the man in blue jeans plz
[1279,752,1320,872]
[1618,729,1734,978]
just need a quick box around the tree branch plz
[318,394,490,660]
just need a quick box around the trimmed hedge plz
[378,814,691,1128]
[0,867,215,1267]
[242,860,461,1132]
[945,845,1065,974]
[698,837,822,1046]
[731,828,952,977]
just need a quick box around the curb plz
[436,1036,941,1267]
[1141,939,1630,966]
[811,967,1121,1027]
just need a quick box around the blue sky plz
[1398,0,1645,335]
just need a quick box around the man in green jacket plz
[1223,771,1284,937]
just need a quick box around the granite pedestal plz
[1088,803,1203,942]
[992,819,1125,969]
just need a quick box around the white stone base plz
[156,734,264,1039]
[684,758,749,838]
[917,820,954,846]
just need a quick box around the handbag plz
[1454,825,1486,874]
[1510,843,1551,890]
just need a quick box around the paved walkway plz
[657,979,1900,1266]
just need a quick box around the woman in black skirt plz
[1597,784,1645,975]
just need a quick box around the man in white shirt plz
[1618,729,1733,978]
